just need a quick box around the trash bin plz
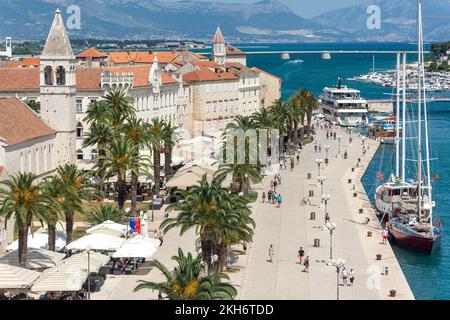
[310,212,316,220]
[384,266,389,276]
[307,173,312,179]
[359,208,364,214]
[325,158,329,165]
[376,254,382,260]
[367,231,373,237]
[389,290,396,297]
[351,167,355,172]
[314,238,320,247]
[348,179,352,184]
[353,192,358,197]
[309,190,314,197]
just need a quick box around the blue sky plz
[165,0,368,18]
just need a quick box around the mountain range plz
[0,0,448,42]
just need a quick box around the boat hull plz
[388,224,441,254]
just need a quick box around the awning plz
[0,264,41,289]
[166,170,212,189]
[65,233,125,252]
[6,231,67,252]
[85,220,128,237]
[112,235,160,259]
[59,252,110,273]
[31,267,88,292]
[0,248,66,270]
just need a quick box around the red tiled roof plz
[226,45,246,56]
[251,67,283,81]
[0,98,56,145]
[77,48,108,58]
[0,65,177,92]
[108,51,181,65]
[183,68,238,82]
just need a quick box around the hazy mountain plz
[312,0,450,42]
[0,0,346,41]
[0,0,447,42]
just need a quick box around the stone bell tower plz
[212,26,226,65]
[40,9,76,165]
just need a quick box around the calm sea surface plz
[243,42,450,300]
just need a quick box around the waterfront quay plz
[91,124,414,300]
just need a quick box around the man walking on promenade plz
[268,244,274,263]
[349,269,355,286]
[277,194,282,208]
[262,191,266,203]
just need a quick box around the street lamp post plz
[323,220,336,260]
[321,194,330,219]
[315,158,323,176]
[337,135,342,157]
[86,245,92,300]
[318,176,326,201]
[324,145,330,165]
[152,195,157,222]
[330,258,345,300]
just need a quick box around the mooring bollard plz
[359,208,364,214]
[353,192,358,197]
[314,238,320,247]
[376,254,382,260]
[367,231,373,237]
[389,290,397,297]
[348,179,352,184]
[310,212,316,220]
[351,167,355,172]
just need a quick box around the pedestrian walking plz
[277,194,282,208]
[273,179,278,190]
[382,227,389,244]
[298,246,305,265]
[319,145,322,153]
[267,190,272,202]
[268,244,274,263]
[349,268,355,286]
[262,191,266,203]
[158,291,163,300]
[303,256,309,272]
[314,144,318,153]
[271,192,276,204]
[325,212,330,223]
[158,231,164,246]
[334,132,336,140]
[342,267,349,286]
[296,153,300,164]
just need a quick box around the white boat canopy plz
[65,233,125,252]
[6,231,66,252]
[0,264,41,289]
[0,248,66,270]
[112,235,160,259]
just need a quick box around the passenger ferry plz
[319,78,369,127]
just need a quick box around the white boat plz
[319,78,369,127]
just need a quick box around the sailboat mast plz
[373,55,375,73]
[417,0,423,221]
[402,52,407,182]
[395,52,401,178]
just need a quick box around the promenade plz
[92,124,414,300]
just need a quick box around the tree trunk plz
[65,209,75,244]
[218,243,228,273]
[117,178,127,211]
[307,113,312,139]
[18,222,28,268]
[164,141,173,179]
[153,146,161,195]
[300,126,305,146]
[48,222,56,252]
[201,230,214,275]
[293,122,299,147]
[130,171,138,217]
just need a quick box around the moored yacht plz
[319,78,368,127]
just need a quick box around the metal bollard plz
[359,208,364,214]
[310,212,316,220]
[314,238,320,247]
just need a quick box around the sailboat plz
[375,0,442,254]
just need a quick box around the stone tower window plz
[56,66,66,85]
[44,66,53,85]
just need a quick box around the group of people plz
[340,267,356,287]
[298,246,309,273]
[263,174,283,208]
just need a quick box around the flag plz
[376,172,384,180]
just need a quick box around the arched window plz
[90,149,98,160]
[77,149,84,160]
[44,66,53,85]
[56,66,66,85]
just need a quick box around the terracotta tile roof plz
[190,52,208,60]
[183,68,238,82]
[226,45,246,56]
[108,51,181,65]
[77,48,108,58]
[0,65,177,92]
[251,67,283,81]
[190,60,222,69]
[0,68,40,92]
[0,98,56,146]
[0,58,40,69]
[213,27,225,43]
[226,62,257,75]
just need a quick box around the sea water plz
[246,42,450,300]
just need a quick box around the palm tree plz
[0,173,50,266]
[297,88,319,139]
[162,121,178,180]
[83,121,115,157]
[83,100,108,125]
[124,117,150,216]
[147,118,165,195]
[25,99,40,113]
[88,203,123,224]
[252,107,276,163]
[269,99,290,155]
[96,137,140,210]
[214,163,262,196]
[41,176,65,251]
[161,176,226,273]
[105,90,135,126]
[134,248,237,300]
[57,164,98,244]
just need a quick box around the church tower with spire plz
[212,26,226,65]
[40,9,76,165]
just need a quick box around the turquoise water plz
[245,43,450,300]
